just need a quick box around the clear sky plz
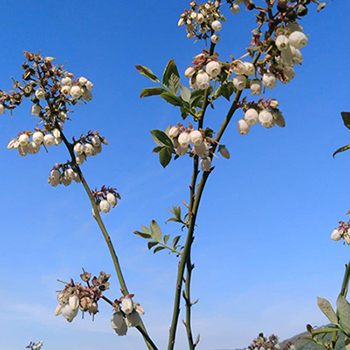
[1,1,350,350]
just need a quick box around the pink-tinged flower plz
[169,126,180,138]
[99,199,111,213]
[69,295,80,311]
[258,109,275,128]
[200,157,212,172]
[190,130,203,146]
[111,311,128,336]
[244,108,259,125]
[237,119,250,135]
[195,71,210,90]
[250,79,262,95]
[54,304,62,316]
[331,229,341,241]
[178,132,191,147]
[288,31,308,49]
[185,66,196,78]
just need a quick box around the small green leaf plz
[168,73,180,95]
[163,234,170,245]
[162,59,180,87]
[151,130,174,148]
[150,220,162,242]
[134,230,152,239]
[337,295,350,335]
[147,241,158,250]
[333,144,350,158]
[342,112,350,130]
[172,235,181,248]
[160,92,184,107]
[140,87,165,98]
[152,146,163,153]
[180,85,191,102]
[317,297,338,325]
[159,147,172,168]
[141,225,150,234]
[135,65,160,83]
[190,90,205,107]
[153,246,166,254]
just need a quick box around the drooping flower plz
[244,109,259,125]
[195,71,210,90]
[190,130,203,146]
[200,157,212,172]
[258,110,275,128]
[206,61,221,78]
[262,73,277,89]
[237,119,250,135]
[288,31,308,49]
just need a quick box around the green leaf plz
[160,92,184,107]
[134,230,152,239]
[163,234,170,245]
[172,235,181,248]
[147,241,158,250]
[342,112,350,130]
[168,73,180,95]
[140,87,165,98]
[333,144,350,158]
[135,65,160,83]
[152,146,163,153]
[153,246,166,254]
[190,90,205,108]
[317,297,338,325]
[141,225,150,234]
[180,85,191,102]
[151,130,174,148]
[162,59,180,87]
[215,82,234,101]
[337,295,350,335]
[159,147,172,168]
[150,220,162,242]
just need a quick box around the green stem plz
[340,260,350,297]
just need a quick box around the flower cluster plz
[48,164,81,187]
[237,98,285,135]
[60,75,93,102]
[169,124,214,172]
[73,131,107,165]
[246,333,295,350]
[7,126,62,156]
[26,341,43,350]
[92,186,121,214]
[55,271,110,323]
[111,294,145,336]
[178,1,226,43]
[331,219,350,245]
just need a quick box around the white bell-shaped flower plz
[206,61,221,78]
[35,88,45,100]
[33,131,44,145]
[275,35,289,51]
[91,136,101,147]
[50,169,61,187]
[230,4,240,14]
[121,296,134,315]
[194,142,209,158]
[243,62,255,76]
[83,143,96,156]
[75,153,86,165]
[244,109,259,125]
[258,110,275,128]
[111,311,128,336]
[185,66,196,78]
[200,157,212,172]
[262,73,277,89]
[31,104,41,115]
[211,20,222,31]
[190,130,203,146]
[43,134,55,147]
[99,199,111,213]
[237,119,250,135]
[70,85,83,100]
[74,142,84,155]
[331,229,341,241]
[0,104,4,114]
[126,311,142,327]
[69,295,80,311]
[210,34,220,44]
[61,303,79,323]
[288,31,308,49]
[107,192,117,207]
[233,75,247,91]
[169,126,180,138]
[250,79,262,96]
[178,132,191,147]
[195,71,210,90]
[18,134,29,146]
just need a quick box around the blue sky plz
[1,1,350,349]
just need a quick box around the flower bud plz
[275,35,289,51]
[61,77,72,86]
[169,126,180,138]
[331,229,341,241]
[126,311,141,327]
[55,304,62,316]
[33,131,44,145]
[31,104,41,115]
[281,67,296,84]
[219,145,230,159]
[211,34,220,44]
[7,139,17,149]
[135,303,145,315]
[61,303,79,323]
[258,109,275,128]
[44,134,55,147]
[262,73,277,89]
[232,60,247,75]
[194,142,209,157]
[243,62,255,76]
[84,143,96,156]
[288,31,308,49]
[200,157,212,172]
[250,79,262,96]
[99,199,111,213]
[54,137,62,146]
[69,295,80,311]
[211,20,222,31]
[195,71,210,90]
[61,85,71,96]
[244,108,259,125]
[35,88,45,100]
[178,17,185,27]
[233,75,247,91]
[185,66,196,78]
[344,234,350,245]
[70,85,83,100]
[78,77,88,86]
[18,134,29,146]
[196,13,205,24]
[121,296,134,315]
[89,301,98,315]
[230,4,240,14]
[237,119,250,135]
[91,136,101,147]
[75,153,86,165]
[190,130,203,146]
[107,192,117,208]
[111,311,128,336]
[74,142,84,155]
[73,172,81,183]
[206,61,221,78]
[178,132,191,147]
